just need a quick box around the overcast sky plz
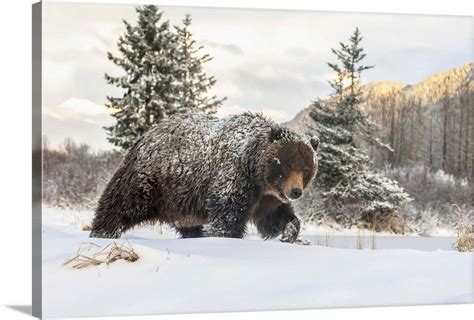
[42,2,472,150]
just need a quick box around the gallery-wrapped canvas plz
[32,1,473,318]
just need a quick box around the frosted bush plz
[383,165,473,231]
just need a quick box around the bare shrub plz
[384,166,473,232]
[43,138,123,210]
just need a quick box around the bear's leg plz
[90,194,155,238]
[90,207,155,238]
[177,226,204,238]
[89,204,127,239]
[280,218,302,244]
[89,215,122,238]
[256,203,296,240]
[90,169,160,238]
[90,202,156,238]
[256,203,309,244]
[204,197,248,239]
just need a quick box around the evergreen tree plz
[328,28,389,149]
[174,14,224,114]
[308,28,410,230]
[104,6,224,150]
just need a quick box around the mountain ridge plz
[286,63,472,131]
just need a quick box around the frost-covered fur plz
[90,112,319,243]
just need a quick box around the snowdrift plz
[42,207,473,318]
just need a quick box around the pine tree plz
[174,14,224,114]
[104,6,224,150]
[308,28,411,231]
[328,28,389,150]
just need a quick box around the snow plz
[42,207,473,318]
[300,224,458,238]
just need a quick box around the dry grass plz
[63,240,139,269]
[324,227,333,247]
[453,205,474,252]
[455,226,474,252]
[312,221,380,250]
[312,224,334,247]
[356,229,364,250]
[81,224,91,231]
[159,223,163,235]
[370,229,377,250]
[355,229,377,250]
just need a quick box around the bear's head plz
[261,126,319,203]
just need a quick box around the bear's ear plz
[269,126,283,142]
[309,136,320,151]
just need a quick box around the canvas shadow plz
[5,305,32,316]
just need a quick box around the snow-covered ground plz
[42,207,473,318]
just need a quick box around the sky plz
[41,2,472,150]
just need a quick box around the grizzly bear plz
[90,112,319,243]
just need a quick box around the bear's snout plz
[282,170,304,201]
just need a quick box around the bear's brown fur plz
[90,112,319,243]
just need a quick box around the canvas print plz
[32,2,473,318]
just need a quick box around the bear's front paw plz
[280,218,301,243]
[294,238,311,245]
[280,237,311,245]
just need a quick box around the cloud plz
[252,108,291,123]
[225,66,329,112]
[43,98,116,151]
[215,105,290,123]
[369,47,471,84]
[200,40,244,56]
[214,105,249,119]
[45,98,113,124]
[43,114,113,151]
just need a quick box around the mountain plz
[285,63,472,131]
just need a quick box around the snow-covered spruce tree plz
[173,14,224,114]
[308,28,411,232]
[327,28,389,148]
[104,6,224,150]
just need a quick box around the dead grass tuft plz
[453,205,474,252]
[63,240,139,269]
[455,228,474,252]
[355,228,377,250]
[454,223,474,252]
[356,229,364,250]
[370,229,377,250]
